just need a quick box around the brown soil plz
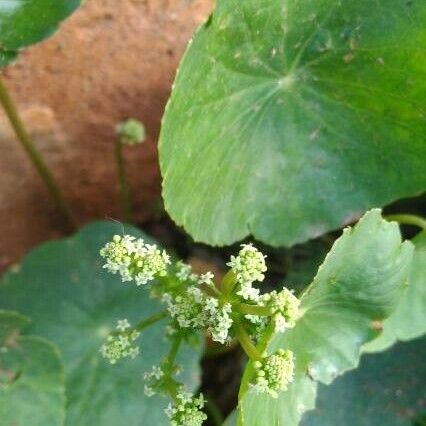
[0,0,212,270]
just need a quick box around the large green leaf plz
[0,311,66,426]
[0,0,81,67]
[302,337,426,426]
[364,230,426,353]
[238,210,414,425]
[159,0,426,247]
[0,222,202,426]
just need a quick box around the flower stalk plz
[0,75,74,231]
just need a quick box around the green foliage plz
[0,311,66,426]
[160,0,426,247]
[0,0,81,67]
[238,210,413,425]
[0,222,202,426]
[302,337,426,426]
[364,230,426,352]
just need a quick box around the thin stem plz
[236,303,274,316]
[233,320,262,361]
[167,334,183,367]
[385,214,426,230]
[238,321,275,400]
[135,311,168,332]
[114,138,134,223]
[0,75,74,231]
[204,395,224,426]
[112,311,167,336]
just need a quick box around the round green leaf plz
[302,337,426,426]
[0,222,203,426]
[160,0,426,247]
[0,311,66,426]
[0,0,81,67]
[238,210,414,425]
[364,230,426,353]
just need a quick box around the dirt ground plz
[0,0,212,270]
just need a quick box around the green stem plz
[167,334,183,367]
[204,395,224,426]
[115,138,134,223]
[238,321,275,400]
[113,311,167,336]
[236,303,274,316]
[0,75,74,231]
[233,320,262,361]
[385,214,426,230]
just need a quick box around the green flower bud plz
[252,349,295,398]
[116,118,146,145]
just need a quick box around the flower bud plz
[252,349,295,398]
[116,118,146,145]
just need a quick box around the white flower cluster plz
[143,365,164,397]
[163,289,233,344]
[163,287,205,328]
[252,349,295,398]
[100,319,140,364]
[205,297,233,344]
[261,288,300,332]
[175,261,198,282]
[165,391,207,426]
[227,244,267,301]
[100,235,170,285]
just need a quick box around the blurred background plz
[0,0,211,270]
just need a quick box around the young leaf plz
[238,210,413,425]
[0,311,66,426]
[302,337,426,426]
[0,222,203,426]
[160,0,426,247]
[0,0,81,67]
[364,231,426,353]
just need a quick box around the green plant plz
[0,0,425,425]
[159,0,426,247]
[82,210,415,425]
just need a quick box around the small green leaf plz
[364,230,426,353]
[0,311,66,426]
[0,0,81,67]
[0,222,203,426]
[160,0,426,247]
[302,337,426,426]
[238,210,413,425]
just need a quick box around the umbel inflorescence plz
[99,236,301,425]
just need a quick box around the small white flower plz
[165,391,207,426]
[163,287,206,329]
[205,300,233,344]
[143,365,165,397]
[117,319,131,332]
[198,271,215,286]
